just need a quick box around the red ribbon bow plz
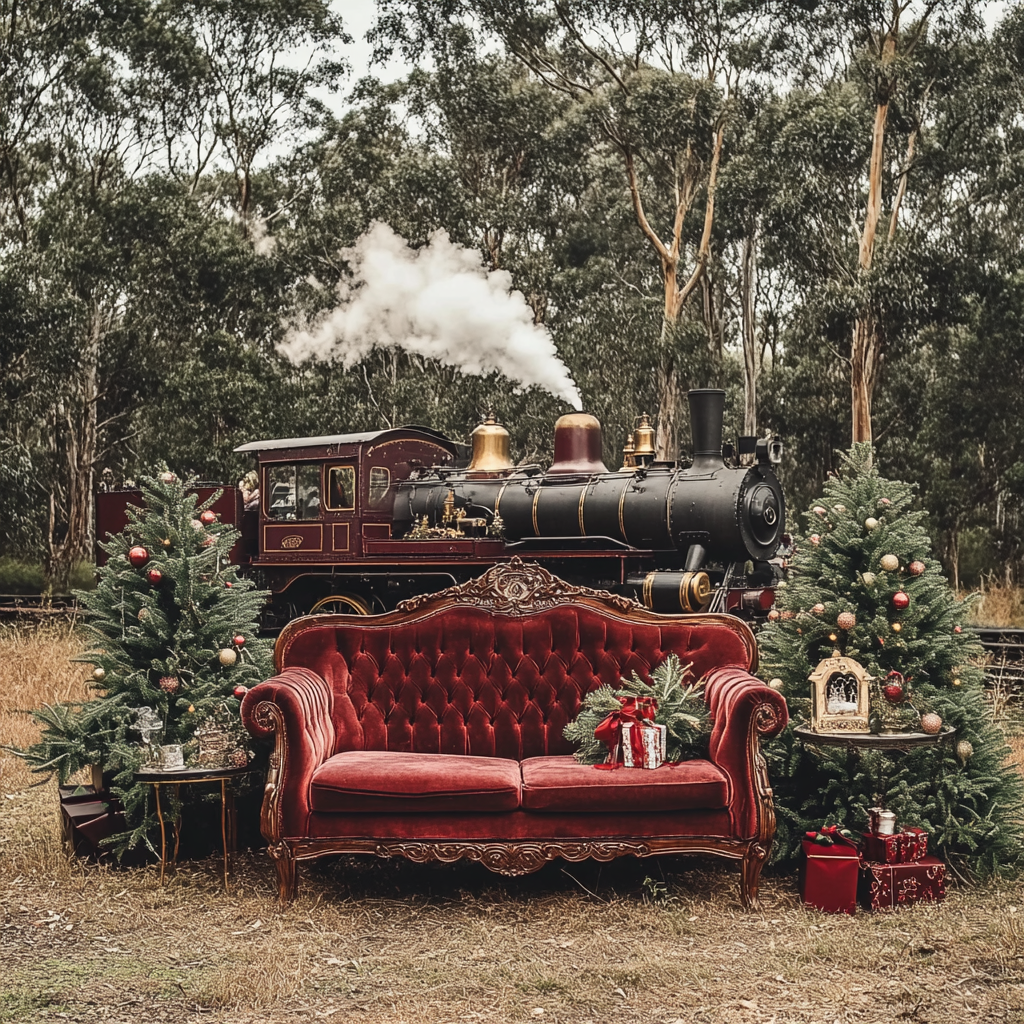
[593,696,657,769]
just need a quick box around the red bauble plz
[920,713,942,735]
[232,634,246,647]
[892,591,910,610]
[767,609,780,621]
[200,510,217,525]
[128,545,149,568]
[883,670,905,704]
[159,676,179,694]
[225,581,233,588]
[908,560,925,576]
[954,625,962,634]
[233,685,248,699]
[146,567,163,585]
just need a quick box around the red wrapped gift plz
[862,826,929,864]
[858,856,946,911]
[800,835,862,914]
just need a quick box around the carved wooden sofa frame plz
[241,559,787,908]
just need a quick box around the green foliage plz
[12,475,273,855]
[563,655,709,765]
[759,445,1024,875]
[0,558,95,594]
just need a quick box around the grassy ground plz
[2,625,1023,1024]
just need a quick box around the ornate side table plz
[793,726,955,808]
[135,766,251,888]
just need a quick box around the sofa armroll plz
[703,667,789,842]
[241,667,337,842]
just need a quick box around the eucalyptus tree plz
[372,0,804,459]
[0,0,348,588]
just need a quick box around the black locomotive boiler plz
[391,388,785,615]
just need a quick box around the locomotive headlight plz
[755,437,784,465]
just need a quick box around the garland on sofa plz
[563,655,710,765]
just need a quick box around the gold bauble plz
[891,622,902,633]
[92,666,105,682]
[187,704,195,713]
[880,554,899,572]
[837,611,856,630]
[218,647,238,667]
[864,517,879,531]
[956,740,973,762]
[768,678,784,691]
[161,538,172,548]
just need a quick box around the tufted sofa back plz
[277,603,754,762]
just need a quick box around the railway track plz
[0,594,80,621]
[973,626,1024,706]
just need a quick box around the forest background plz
[2,0,1023,597]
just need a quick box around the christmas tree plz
[16,474,273,853]
[759,444,1024,875]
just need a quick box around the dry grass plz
[3,625,1024,1024]
[967,582,1024,628]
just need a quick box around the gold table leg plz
[154,782,167,885]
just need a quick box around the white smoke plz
[280,222,582,410]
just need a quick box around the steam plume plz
[281,222,582,410]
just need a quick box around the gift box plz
[862,826,929,865]
[800,835,862,914]
[621,721,667,769]
[858,856,946,911]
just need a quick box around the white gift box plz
[620,721,667,769]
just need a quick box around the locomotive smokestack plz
[688,389,726,468]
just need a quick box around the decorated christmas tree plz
[759,444,1024,875]
[16,474,273,853]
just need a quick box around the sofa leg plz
[740,842,768,911]
[269,842,298,903]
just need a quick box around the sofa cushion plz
[520,755,730,813]
[310,751,522,813]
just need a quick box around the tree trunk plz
[740,230,759,440]
[46,303,102,593]
[851,312,881,445]
[654,317,680,461]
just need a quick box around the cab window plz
[326,466,356,511]
[368,467,390,506]
[265,463,321,521]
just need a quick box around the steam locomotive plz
[96,389,786,623]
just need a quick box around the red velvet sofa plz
[241,559,788,907]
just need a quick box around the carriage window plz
[368,467,390,506]
[265,463,321,521]
[326,466,356,511]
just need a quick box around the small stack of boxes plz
[799,816,946,914]
[858,815,945,912]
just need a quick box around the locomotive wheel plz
[309,593,372,616]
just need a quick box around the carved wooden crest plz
[808,655,872,733]
[395,556,640,616]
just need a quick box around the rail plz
[0,594,80,621]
